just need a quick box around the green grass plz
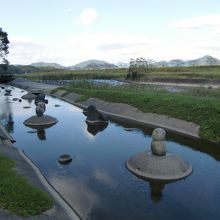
[18,65,220,81]
[61,82,220,143]
[19,68,127,81]
[0,153,53,216]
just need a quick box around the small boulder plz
[58,154,72,165]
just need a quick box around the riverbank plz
[8,78,200,140]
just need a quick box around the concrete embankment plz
[51,90,200,139]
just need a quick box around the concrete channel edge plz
[18,150,81,220]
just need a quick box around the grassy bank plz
[60,82,220,143]
[18,65,220,81]
[0,153,52,216]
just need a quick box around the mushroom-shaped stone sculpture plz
[126,128,192,181]
[23,99,58,128]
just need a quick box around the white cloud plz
[78,8,99,25]
[169,14,220,29]
[7,31,220,66]
[8,36,65,65]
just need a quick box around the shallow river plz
[1,85,220,220]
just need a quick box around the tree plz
[126,57,148,80]
[0,27,10,75]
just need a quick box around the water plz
[1,85,220,220]
[38,79,127,86]
[39,79,186,93]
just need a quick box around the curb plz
[18,150,81,220]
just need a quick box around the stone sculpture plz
[35,93,48,105]
[23,94,58,128]
[36,102,46,117]
[151,128,166,156]
[126,128,192,181]
[83,105,108,123]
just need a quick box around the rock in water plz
[58,154,72,165]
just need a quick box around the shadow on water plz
[86,121,108,136]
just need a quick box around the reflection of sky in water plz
[1,85,220,220]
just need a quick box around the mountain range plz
[155,55,220,67]
[29,55,220,70]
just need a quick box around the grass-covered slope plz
[0,154,52,216]
[61,82,220,143]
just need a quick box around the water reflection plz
[86,121,108,136]
[26,129,46,140]
[37,127,46,140]
[0,96,14,133]
[49,175,100,220]
[148,180,171,202]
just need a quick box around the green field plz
[18,65,220,81]
[58,81,220,143]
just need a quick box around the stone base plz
[23,115,58,128]
[127,151,192,181]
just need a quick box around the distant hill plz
[30,62,66,69]
[68,59,118,70]
[155,55,220,67]
[10,55,220,75]
[186,55,220,66]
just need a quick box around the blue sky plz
[1,0,220,65]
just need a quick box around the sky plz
[1,0,220,66]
